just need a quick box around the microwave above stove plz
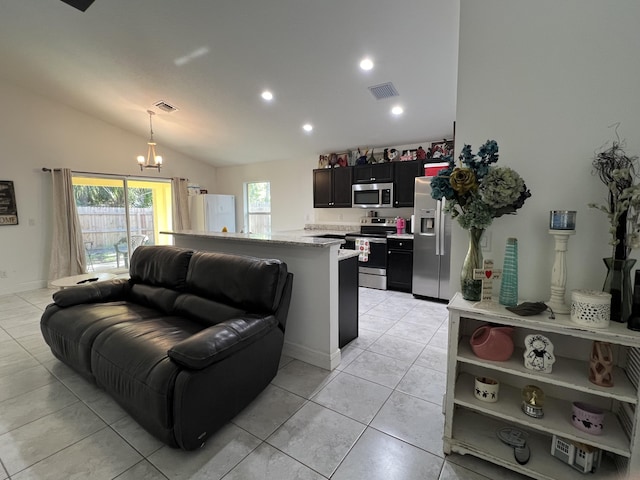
[352,182,394,208]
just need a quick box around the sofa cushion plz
[91,315,203,444]
[129,246,193,291]
[186,252,288,313]
[40,301,163,378]
[128,284,181,315]
[52,279,130,308]
[168,314,278,369]
[173,293,247,327]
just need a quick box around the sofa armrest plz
[168,314,278,370]
[52,279,131,307]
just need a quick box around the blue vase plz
[499,238,518,307]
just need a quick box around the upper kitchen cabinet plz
[352,162,393,184]
[313,167,353,208]
[393,160,422,207]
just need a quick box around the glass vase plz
[602,257,636,323]
[499,238,518,307]
[461,228,484,301]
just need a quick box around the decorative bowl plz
[470,325,514,361]
[570,290,611,329]
[571,402,604,435]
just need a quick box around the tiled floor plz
[0,287,528,480]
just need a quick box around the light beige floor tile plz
[267,402,365,478]
[312,372,392,424]
[343,351,411,389]
[113,460,168,480]
[0,329,11,343]
[0,349,39,378]
[371,391,444,457]
[444,453,531,480]
[366,303,413,321]
[357,313,398,334]
[0,381,78,435]
[84,392,128,425]
[148,423,261,480]
[232,384,306,440]
[415,344,448,372]
[385,320,438,344]
[222,443,326,480]
[111,415,164,457]
[332,427,443,480]
[0,402,106,475]
[334,344,364,371]
[367,333,426,363]
[396,363,447,405]
[3,321,42,339]
[11,427,142,480]
[0,365,55,402]
[271,360,337,399]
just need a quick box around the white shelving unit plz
[444,292,640,479]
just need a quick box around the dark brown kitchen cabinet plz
[387,238,413,292]
[339,254,359,347]
[393,160,422,207]
[313,167,352,208]
[352,162,393,184]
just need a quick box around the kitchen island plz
[163,230,357,370]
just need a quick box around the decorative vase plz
[602,257,636,323]
[470,325,514,361]
[499,238,518,307]
[589,341,614,387]
[628,271,640,331]
[461,228,484,301]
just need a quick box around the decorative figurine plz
[356,148,368,165]
[521,384,545,418]
[472,259,502,307]
[367,149,376,164]
[416,146,427,160]
[383,148,390,162]
[388,148,399,161]
[523,334,555,373]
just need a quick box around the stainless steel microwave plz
[352,182,394,208]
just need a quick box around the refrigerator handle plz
[439,198,446,256]
[435,200,441,255]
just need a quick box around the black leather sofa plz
[41,246,293,450]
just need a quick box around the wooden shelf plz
[450,409,619,480]
[454,373,630,457]
[458,339,638,404]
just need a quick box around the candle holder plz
[547,228,575,315]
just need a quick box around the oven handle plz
[345,235,387,244]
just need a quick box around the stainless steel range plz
[345,217,397,290]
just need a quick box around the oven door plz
[345,234,387,272]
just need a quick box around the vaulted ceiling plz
[0,0,459,166]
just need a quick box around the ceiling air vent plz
[368,82,399,100]
[153,100,179,113]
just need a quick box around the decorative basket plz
[570,290,611,329]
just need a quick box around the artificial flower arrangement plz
[589,136,640,261]
[430,139,531,230]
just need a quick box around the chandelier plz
[137,110,163,171]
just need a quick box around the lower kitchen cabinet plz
[387,238,413,292]
[444,293,640,479]
[339,254,359,348]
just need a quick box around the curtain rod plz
[41,168,187,181]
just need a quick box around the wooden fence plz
[77,206,154,249]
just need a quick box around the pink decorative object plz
[571,402,605,435]
[470,325,514,361]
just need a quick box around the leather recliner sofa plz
[41,245,293,450]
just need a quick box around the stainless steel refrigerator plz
[412,176,451,300]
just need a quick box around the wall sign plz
[0,181,18,225]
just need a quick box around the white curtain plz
[171,177,191,231]
[48,168,86,282]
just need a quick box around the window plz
[72,176,172,271]
[245,181,271,233]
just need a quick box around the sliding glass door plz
[72,176,172,271]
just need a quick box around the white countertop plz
[164,230,345,248]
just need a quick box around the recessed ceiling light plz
[391,106,404,115]
[302,123,313,132]
[360,58,374,71]
[261,90,273,101]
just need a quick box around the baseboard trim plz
[0,279,48,296]
[282,341,341,371]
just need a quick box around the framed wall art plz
[0,181,18,226]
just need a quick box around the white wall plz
[0,79,217,294]
[455,0,640,301]
[214,156,317,232]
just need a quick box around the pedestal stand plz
[547,229,575,315]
